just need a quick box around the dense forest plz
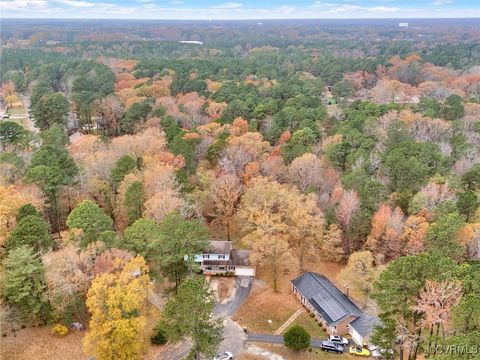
[0,18,479,360]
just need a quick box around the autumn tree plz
[0,185,43,245]
[401,214,429,255]
[413,279,463,355]
[335,189,360,254]
[372,254,457,360]
[66,200,113,247]
[365,204,404,262]
[287,152,323,192]
[83,257,150,360]
[91,248,133,276]
[208,173,243,241]
[42,245,90,322]
[238,177,323,287]
[339,251,377,306]
[94,94,124,136]
[161,276,223,360]
[322,224,345,262]
[2,246,49,322]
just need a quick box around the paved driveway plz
[157,276,254,360]
[214,276,253,317]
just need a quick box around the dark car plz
[321,340,344,354]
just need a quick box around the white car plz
[214,351,233,360]
[328,335,349,346]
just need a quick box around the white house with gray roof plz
[291,272,379,346]
[193,241,256,277]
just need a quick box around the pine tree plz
[161,276,223,360]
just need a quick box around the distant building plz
[398,22,409,27]
[193,241,256,277]
[179,40,204,45]
[291,272,379,346]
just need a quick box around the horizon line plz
[2,16,479,20]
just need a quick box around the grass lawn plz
[233,255,347,335]
[282,312,327,340]
[6,106,28,127]
[257,343,351,360]
[233,280,301,334]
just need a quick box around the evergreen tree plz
[161,276,223,360]
[6,215,53,253]
[2,246,49,322]
[66,200,113,247]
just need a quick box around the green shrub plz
[284,325,310,351]
[151,322,168,345]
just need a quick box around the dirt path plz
[273,308,304,335]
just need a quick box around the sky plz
[1,0,479,19]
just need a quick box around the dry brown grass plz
[237,354,268,360]
[1,304,161,360]
[1,326,85,360]
[233,279,300,333]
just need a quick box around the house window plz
[218,254,226,259]
[203,254,210,259]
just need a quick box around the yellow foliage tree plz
[0,185,43,246]
[238,177,324,290]
[83,256,150,360]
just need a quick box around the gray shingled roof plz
[291,272,363,326]
[349,314,380,337]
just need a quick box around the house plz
[193,241,256,277]
[291,272,378,346]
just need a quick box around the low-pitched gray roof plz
[349,314,380,337]
[291,272,363,326]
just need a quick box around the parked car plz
[329,335,349,345]
[321,341,344,354]
[0,114,10,119]
[349,346,371,357]
[214,351,233,360]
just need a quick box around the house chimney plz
[345,285,349,298]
